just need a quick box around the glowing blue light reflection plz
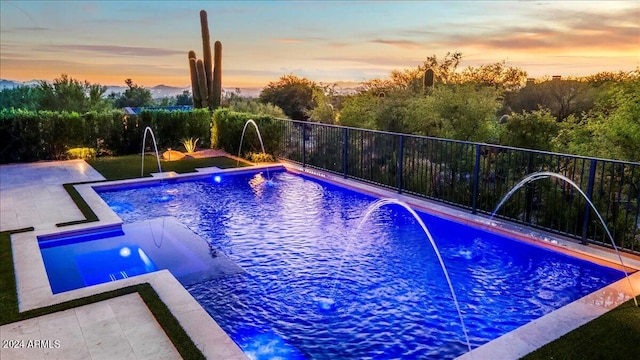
[119,247,131,257]
[238,330,305,360]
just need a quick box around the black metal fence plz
[273,118,640,255]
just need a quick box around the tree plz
[500,109,559,151]
[358,52,463,95]
[38,74,109,113]
[112,79,153,108]
[175,90,193,106]
[337,93,378,129]
[546,78,594,121]
[0,86,42,110]
[87,84,111,112]
[358,68,424,95]
[404,96,440,137]
[227,96,286,118]
[429,84,501,142]
[372,91,413,133]
[551,78,639,161]
[582,70,638,85]
[307,87,336,124]
[600,82,640,161]
[259,74,317,120]
[456,61,528,92]
[507,78,594,121]
[423,51,462,84]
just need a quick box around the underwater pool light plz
[119,247,131,257]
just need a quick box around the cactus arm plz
[196,59,209,108]
[200,10,214,109]
[188,51,201,107]
[212,41,222,109]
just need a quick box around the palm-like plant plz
[181,137,199,153]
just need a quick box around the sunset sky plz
[1,0,638,88]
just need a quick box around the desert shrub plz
[247,152,275,163]
[66,147,96,160]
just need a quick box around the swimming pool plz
[79,168,625,359]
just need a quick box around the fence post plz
[343,128,348,178]
[581,159,597,244]
[397,135,404,193]
[302,122,307,168]
[472,144,481,214]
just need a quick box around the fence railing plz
[272,118,640,255]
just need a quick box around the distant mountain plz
[0,79,42,89]
[0,79,24,90]
[1,79,359,98]
[1,79,264,99]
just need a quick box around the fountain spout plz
[141,126,162,177]
[238,119,271,181]
[238,119,267,163]
[490,171,637,307]
[319,198,473,355]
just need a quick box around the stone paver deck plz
[1,293,180,360]
[0,160,105,232]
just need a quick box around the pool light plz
[119,246,131,257]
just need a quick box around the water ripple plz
[97,170,625,359]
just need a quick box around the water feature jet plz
[238,119,272,183]
[490,171,638,307]
[141,126,162,177]
[317,198,473,355]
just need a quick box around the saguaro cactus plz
[188,10,222,110]
[423,69,434,93]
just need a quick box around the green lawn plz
[522,295,640,359]
[87,154,249,181]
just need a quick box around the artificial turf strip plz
[0,229,29,321]
[137,285,206,360]
[87,154,249,181]
[0,230,205,359]
[521,296,640,360]
[56,181,103,227]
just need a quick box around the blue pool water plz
[94,169,624,359]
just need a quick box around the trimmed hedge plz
[211,108,281,157]
[0,108,213,164]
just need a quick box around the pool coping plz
[12,161,640,360]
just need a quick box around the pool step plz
[108,271,129,281]
[38,224,124,249]
[195,166,221,174]
[150,171,179,178]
